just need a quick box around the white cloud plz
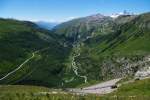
[31,16,77,23]
[48,17,77,23]
[2,16,77,23]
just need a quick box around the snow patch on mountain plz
[110,11,135,18]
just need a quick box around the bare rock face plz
[135,67,150,78]
[135,56,150,78]
[101,55,150,79]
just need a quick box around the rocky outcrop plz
[101,55,150,79]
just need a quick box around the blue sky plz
[0,0,150,22]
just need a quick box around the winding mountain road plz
[0,53,35,81]
[64,35,93,84]
[72,44,88,83]
[0,47,49,81]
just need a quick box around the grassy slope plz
[0,19,49,77]
[0,19,71,87]
[112,78,150,96]
[47,13,150,87]
[0,79,150,100]
[98,78,150,100]
[0,85,100,100]
[0,85,97,100]
[0,85,50,93]
[84,13,150,56]
[15,43,71,87]
[53,15,116,42]
[71,12,150,85]
[100,78,150,100]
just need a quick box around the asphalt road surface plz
[70,78,121,95]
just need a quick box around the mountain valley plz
[0,12,150,89]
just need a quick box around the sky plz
[0,0,150,22]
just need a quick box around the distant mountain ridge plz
[53,13,115,42]
[36,21,59,30]
[53,13,137,42]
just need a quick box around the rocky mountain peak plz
[85,13,108,21]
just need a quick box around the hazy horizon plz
[0,0,150,22]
